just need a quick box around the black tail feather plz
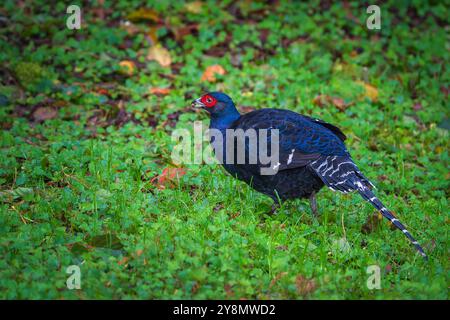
[310,155,428,260]
[358,188,428,260]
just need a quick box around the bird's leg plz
[309,192,318,217]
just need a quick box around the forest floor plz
[0,1,448,299]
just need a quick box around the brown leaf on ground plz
[149,87,171,96]
[312,95,328,107]
[356,81,378,102]
[312,95,352,112]
[118,256,129,266]
[147,45,171,67]
[224,284,234,298]
[33,107,57,122]
[127,8,160,23]
[95,87,111,96]
[172,24,199,41]
[385,264,393,274]
[119,60,136,76]
[361,211,383,234]
[151,167,187,189]
[120,21,141,35]
[349,50,359,57]
[269,272,288,289]
[191,281,200,294]
[92,0,108,20]
[185,1,204,14]
[295,275,317,296]
[146,26,159,45]
[146,114,159,127]
[228,212,240,220]
[331,97,347,111]
[201,65,226,82]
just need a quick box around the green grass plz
[0,0,448,299]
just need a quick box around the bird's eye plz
[201,95,216,107]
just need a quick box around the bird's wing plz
[232,109,348,172]
[300,115,347,141]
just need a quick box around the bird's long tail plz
[310,155,427,259]
[358,188,427,260]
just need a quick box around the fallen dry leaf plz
[331,97,347,111]
[361,211,383,234]
[191,282,200,294]
[95,87,110,96]
[149,87,171,96]
[151,167,187,189]
[295,275,317,296]
[185,1,203,14]
[312,95,327,107]
[146,26,159,45]
[120,21,141,35]
[118,256,129,266]
[357,81,378,102]
[127,8,160,23]
[312,95,352,111]
[33,107,57,122]
[119,60,136,76]
[172,24,199,41]
[147,45,172,67]
[269,272,288,289]
[224,283,234,298]
[385,264,393,274]
[201,64,226,82]
[363,210,398,232]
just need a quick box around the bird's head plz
[191,92,239,119]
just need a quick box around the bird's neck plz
[210,110,241,130]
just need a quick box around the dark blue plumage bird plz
[192,92,427,259]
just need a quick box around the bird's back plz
[231,108,348,156]
[217,108,349,200]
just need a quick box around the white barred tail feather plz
[310,155,427,259]
[358,188,427,259]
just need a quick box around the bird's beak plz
[191,98,205,108]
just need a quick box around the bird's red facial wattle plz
[192,94,217,109]
[200,94,217,108]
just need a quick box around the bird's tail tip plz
[359,189,428,260]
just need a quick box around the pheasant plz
[192,92,427,259]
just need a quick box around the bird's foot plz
[309,192,319,218]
